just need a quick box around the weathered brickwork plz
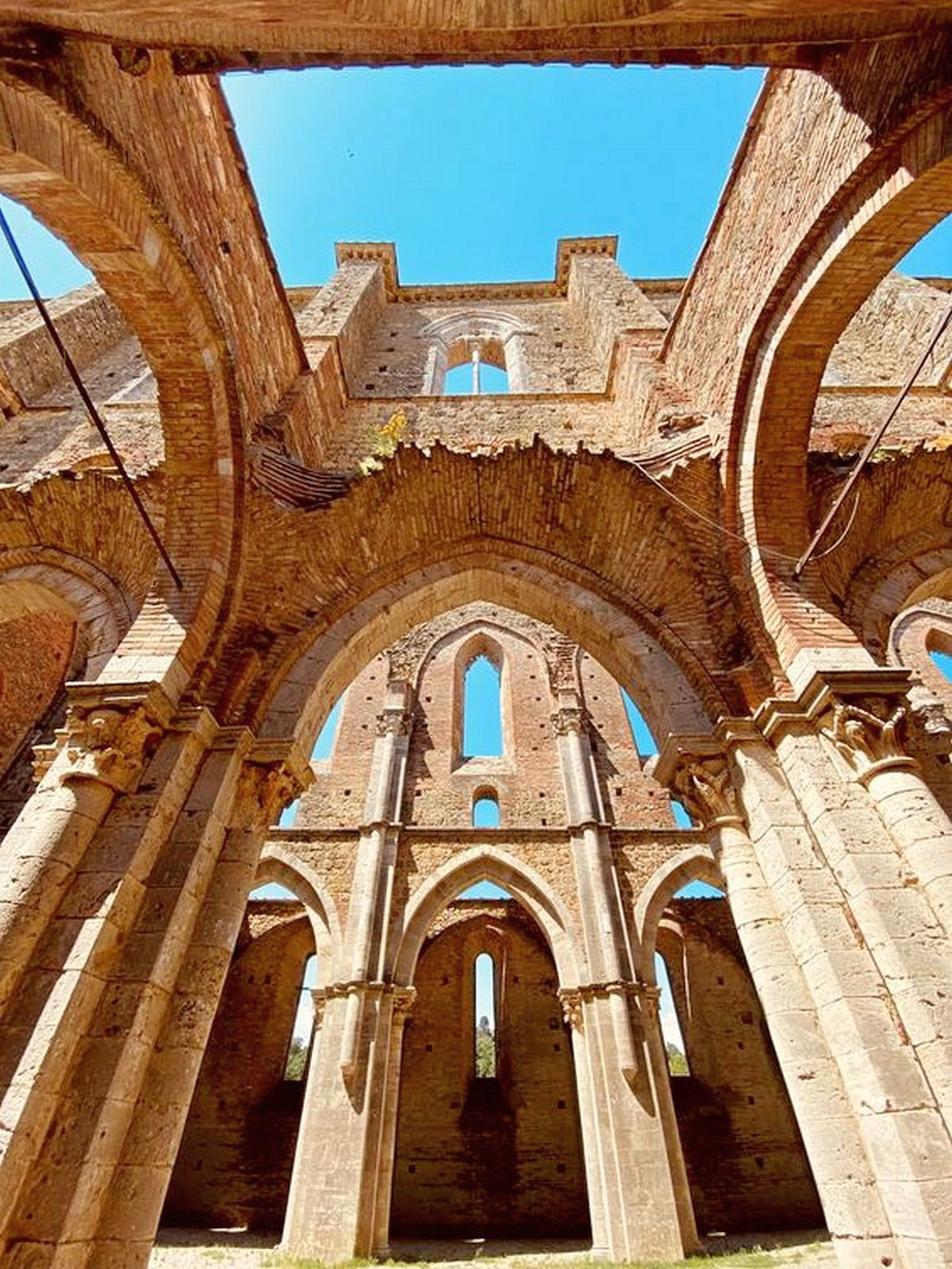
[391,904,589,1238]
[0,17,950,1267]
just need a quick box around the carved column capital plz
[374,708,412,738]
[654,735,744,830]
[391,986,417,1024]
[558,987,584,1032]
[820,697,915,784]
[756,668,919,784]
[60,685,171,792]
[232,740,314,828]
[550,705,587,738]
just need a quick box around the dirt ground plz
[150,1228,838,1269]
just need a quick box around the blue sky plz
[0,64,947,299]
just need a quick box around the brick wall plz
[164,905,316,1229]
[391,902,589,1237]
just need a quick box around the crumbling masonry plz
[0,6,951,1267]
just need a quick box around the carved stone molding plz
[375,708,412,738]
[551,705,587,738]
[821,697,915,784]
[318,979,417,1022]
[558,980,655,1032]
[654,734,745,831]
[62,696,165,793]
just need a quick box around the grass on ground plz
[260,1246,827,1269]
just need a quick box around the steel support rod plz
[794,298,952,577]
[0,204,183,588]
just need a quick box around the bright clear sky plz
[0,64,947,298]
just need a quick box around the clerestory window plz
[474,951,497,1078]
[462,655,503,757]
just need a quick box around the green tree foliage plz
[666,1040,688,1076]
[285,1037,309,1081]
[475,1015,496,1078]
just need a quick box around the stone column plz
[339,681,412,1078]
[552,692,688,1261]
[813,669,952,938]
[282,983,414,1261]
[0,682,171,1011]
[656,731,898,1269]
[82,743,311,1268]
[0,709,314,1264]
[669,700,952,1267]
[281,682,413,1261]
[370,986,416,1255]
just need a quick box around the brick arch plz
[633,847,722,976]
[390,844,583,988]
[258,552,720,760]
[0,549,135,679]
[0,74,239,693]
[732,101,952,673]
[410,614,545,694]
[255,844,344,982]
[852,548,952,660]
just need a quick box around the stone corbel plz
[550,704,588,738]
[654,735,745,831]
[756,667,919,786]
[60,681,173,794]
[233,737,315,829]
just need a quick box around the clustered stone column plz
[551,689,695,1262]
[282,681,414,1261]
[657,664,952,1269]
[0,681,312,1267]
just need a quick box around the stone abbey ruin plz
[1,4,952,1266]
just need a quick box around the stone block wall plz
[391,902,589,1237]
[164,904,316,1230]
[661,899,823,1235]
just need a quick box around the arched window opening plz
[474,951,497,1078]
[284,953,319,1081]
[621,688,658,758]
[443,340,509,395]
[463,655,503,757]
[930,647,952,683]
[459,880,512,900]
[312,695,344,761]
[675,880,724,899]
[249,881,298,900]
[276,798,300,828]
[473,790,500,828]
[655,951,689,1076]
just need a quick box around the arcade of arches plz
[0,10,951,1268]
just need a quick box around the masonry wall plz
[391,902,589,1238]
[295,607,682,833]
[661,899,823,1235]
[164,905,316,1230]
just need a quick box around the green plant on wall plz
[358,408,409,475]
